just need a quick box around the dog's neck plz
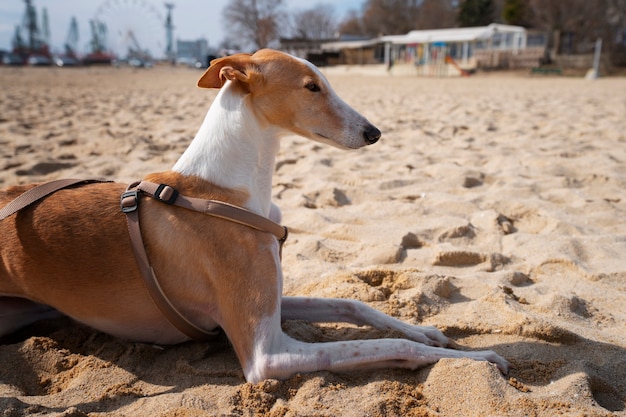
[172,82,281,217]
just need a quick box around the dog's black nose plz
[363,125,381,144]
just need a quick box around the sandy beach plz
[0,64,625,416]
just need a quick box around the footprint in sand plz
[15,161,77,176]
[433,250,510,271]
[302,188,351,209]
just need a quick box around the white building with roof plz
[320,24,541,76]
[382,23,527,70]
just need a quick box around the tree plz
[362,0,420,35]
[339,10,366,36]
[528,0,622,55]
[414,0,458,29]
[502,0,531,26]
[339,0,460,36]
[222,0,286,50]
[290,4,337,40]
[339,0,421,36]
[458,0,495,27]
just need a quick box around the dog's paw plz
[406,325,450,347]
[470,349,510,374]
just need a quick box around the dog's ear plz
[197,54,261,89]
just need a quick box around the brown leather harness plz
[0,179,288,340]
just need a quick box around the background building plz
[176,38,209,66]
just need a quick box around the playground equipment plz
[445,55,470,77]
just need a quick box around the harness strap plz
[0,179,107,221]
[133,181,288,245]
[1,178,289,341]
[120,181,288,340]
[122,192,220,341]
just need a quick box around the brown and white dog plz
[0,49,508,382]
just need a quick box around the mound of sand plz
[0,66,624,416]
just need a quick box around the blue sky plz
[0,0,364,57]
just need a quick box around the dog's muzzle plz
[363,125,382,145]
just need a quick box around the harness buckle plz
[154,184,179,205]
[120,190,140,213]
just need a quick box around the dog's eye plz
[305,82,321,93]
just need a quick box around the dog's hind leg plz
[0,297,63,337]
[281,296,451,347]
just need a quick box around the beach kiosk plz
[382,24,528,76]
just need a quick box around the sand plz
[0,65,625,416]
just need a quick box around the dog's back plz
[0,181,141,306]
[0,172,276,344]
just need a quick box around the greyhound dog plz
[0,49,508,382]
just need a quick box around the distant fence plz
[554,53,605,69]
[474,47,545,69]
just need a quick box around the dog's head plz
[197,49,381,150]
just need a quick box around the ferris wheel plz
[94,0,165,61]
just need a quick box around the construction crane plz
[24,0,39,52]
[92,20,107,53]
[64,16,79,59]
[84,19,113,65]
[41,7,50,46]
[165,3,175,63]
[12,0,51,61]
[11,26,24,51]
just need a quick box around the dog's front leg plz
[247,327,509,382]
[281,296,450,346]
